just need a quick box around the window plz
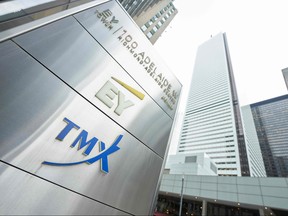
[141,25,147,31]
[185,156,197,163]
[147,32,152,38]
[210,163,217,173]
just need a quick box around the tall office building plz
[249,95,288,177]
[178,33,250,176]
[241,105,267,177]
[119,0,178,44]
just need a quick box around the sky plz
[154,0,288,155]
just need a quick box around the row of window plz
[218,168,237,170]
[140,3,176,39]
[179,143,234,148]
[180,130,234,144]
[181,126,234,142]
[179,145,235,154]
[179,134,234,146]
[210,155,236,159]
[181,118,232,136]
[183,107,231,126]
[216,161,236,165]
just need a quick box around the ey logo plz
[95,77,145,116]
[42,117,123,173]
[95,9,119,30]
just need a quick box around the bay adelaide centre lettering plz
[0,0,181,215]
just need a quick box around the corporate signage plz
[42,117,123,173]
[42,77,145,173]
[0,0,181,215]
[94,8,178,111]
[74,3,182,118]
[95,76,145,116]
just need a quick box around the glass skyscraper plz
[249,94,288,177]
[178,33,250,176]
[241,105,267,177]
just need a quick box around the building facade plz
[249,95,288,177]
[282,67,288,90]
[158,174,288,216]
[0,0,182,215]
[164,153,218,176]
[241,105,267,177]
[178,33,250,176]
[119,0,178,44]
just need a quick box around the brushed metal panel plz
[0,40,162,215]
[73,1,182,119]
[0,162,129,215]
[0,0,110,43]
[13,16,172,158]
[0,40,73,160]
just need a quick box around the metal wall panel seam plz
[10,38,165,161]
[10,6,178,157]
[0,40,163,214]
[71,1,182,119]
[72,15,174,121]
[0,160,133,215]
[1,2,180,122]
[148,86,183,215]
[0,0,112,43]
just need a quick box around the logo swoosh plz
[42,135,122,167]
[111,76,145,100]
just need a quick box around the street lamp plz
[179,175,184,216]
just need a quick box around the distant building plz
[119,0,178,44]
[282,67,288,90]
[164,153,218,176]
[177,33,250,176]
[241,105,267,177]
[249,95,288,177]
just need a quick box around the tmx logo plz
[42,117,123,173]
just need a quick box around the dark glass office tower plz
[250,95,288,177]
